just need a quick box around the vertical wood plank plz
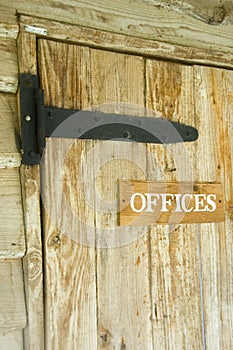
[90,50,153,349]
[18,32,44,350]
[194,66,233,349]
[146,60,203,349]
[38,40,97,350]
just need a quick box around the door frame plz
[17,15,232,349]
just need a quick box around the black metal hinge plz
[20,73,198,165]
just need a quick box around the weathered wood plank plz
[194,66,233,350]
[39,39,97,350]
[146,61,203,348]
[6,0,233,54]
[142,0,233,25]
[0,4,18,39]
[0,38,18,93]
[18,32,44,350]
[0,260,26,328]
[88,49,153,348]
[0,93,21,168]
[0,329,23,350]
[19,15,233,69]
[0,168,25,258]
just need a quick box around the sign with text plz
[119,181,224,226]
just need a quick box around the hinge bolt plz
[24,115,31,122]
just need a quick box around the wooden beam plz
[5,0,233,53]
[0,168,25,258]
[20,15,233,69]
[0,93,21,168]
[0,260,26,328]
[0,39,18,93]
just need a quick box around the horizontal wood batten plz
[0,93,21,168]
[20,15,233,69]
[0,5,18,39]
[11,0,233,50]
[0,329,23,350]
[0,38,18,93]
[0,168,25,258]
[0,259,27,328]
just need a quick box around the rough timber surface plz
[194,66,233,350]
[18,32,44,350]
[19,15,233,69]
[39,38,153,349]
[0,260,26,328]
[146,60,203,349]
[0,168,25,258]
[0,330,23,350]
[0,38,18,93]
[39,39,97,350]
[89,49,153,349]
[0,0,233,66]
[0,93,21,168]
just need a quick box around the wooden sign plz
[119,181,224,226]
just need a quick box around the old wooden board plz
[0,93,21,168]
[38,40,97,349]
[0,260,26,328]
[18,32,44,350]
[194,66,233,349]
[19,15,233,69]
[90,50,152,348]
[1,0,233,58]
[38,38,153,348]
[15,15,233,350]
[0,38,18,93]
[145,61,203,349]
[0,330,23,350]
[0,168,25,258]
[119,181,224,225]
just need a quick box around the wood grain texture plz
[0,260,26,328]
[146,61,203,349]
[0,330,23,350]
[2,0,233,56]
[0,3,18,39]
[194,66,233,350]
[20,165,44,350]
[0,93,21,168]
[0,38,18,93]
[119,181,224,226]
[39,40,97,350]
[142,0,233,25]
[0,168,25,257]
[18,32,44,350]
[19,15,233,69]
[89,49,153,349]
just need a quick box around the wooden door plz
[38,39,233,349]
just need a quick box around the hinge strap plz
[20,73,198,165]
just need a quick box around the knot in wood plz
[209,7,226,24]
